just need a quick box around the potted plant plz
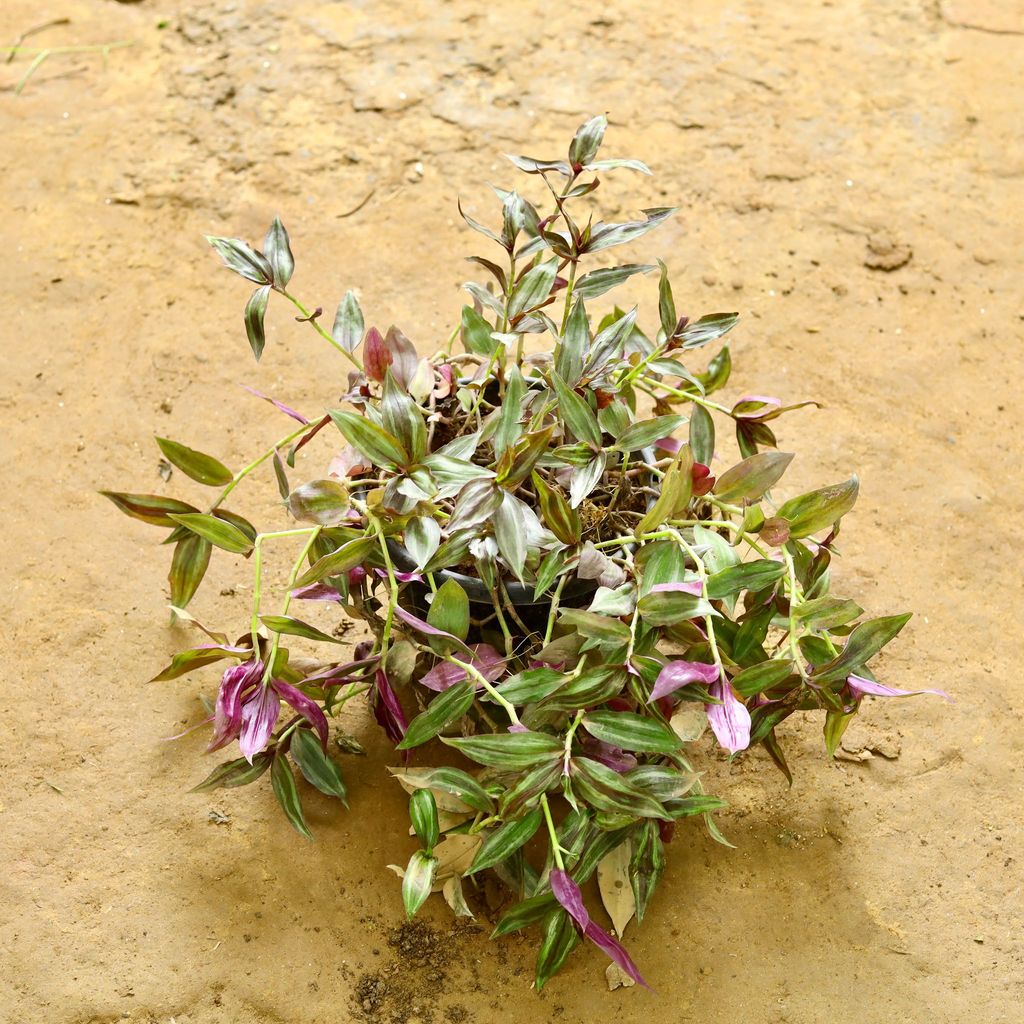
[104,116,946,990]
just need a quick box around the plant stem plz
[782,545,809,681]
[281,290,364,372]
[210,421,310,511]
[559,260,577,333]
[261,527,323,682]
[540,794,564,870]
[448,655,521,727]
[375,521,399,660]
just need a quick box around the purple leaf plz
[291,583,342,602]
[272,679,329,746]
[550,869,650,989]
[549,869,591,931]
[420,644,506,691]
[583,922,650,990]
[209,660,261,751]
[847,674,951,702]
[651,581,703,596]
[579,736,637,773]
[364,326,392,382]
[732,394,782,419]
[373,567,424,584]
[239,684,281,762]
[649,659,719,702]
[240,383,308,424]
[393,605,455,638]
[371,668,408,745]
[705,678,751,754]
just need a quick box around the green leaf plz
[206,235,273,284]
[332,289,364,353]
[688,404,715,466]
[290,727,348,802]
[156,436,233,487]
[168,512,253,554]
[328,409,409,469]
[294,535,376,587]
[262,216,294,288]
[491,892,558,937]
[381,371,428,462]
[569,757,666,819]
[287,479,351,526]
[550,372,601,447]
[493,366,526,457]
[422,453,495,489]
[794,597,863,630]
[461,305,499,356]
[532,473,580,545]
[614,414,686,453]
[100,490,199,528]
[777,476,859,538]
[630,820,665,923]
[391,766,494,814]
[493,493,528,581]
[402,850,437,919]
[636,589,712,627]
[657,259,677,337]
[495,668,565,705]
[568,114,607,166]
[468,808,543,875]
[585,306,638,374]
[536,667,626,715]
[714,451,794,504]
[168,533,212,609]
[404,516,441,570]
[706,559,785,599]
[574,264,655,300]
[637,445,693,535]
[813,613,913,684]
[555,295,589,384]
[583,711,682,753]
[678,312,739,349]
[663,795,729,819]
[731,660,796,698]
[824,708,854,758]
[497,760,562,820]
[397,680,476,751]
[427,579,470,641]
[585,207,677,254]
[260,615,342,645]
[535,907,580,991]
[150,645,243,682]
[441,731,563,770]
[557,609,631,645]
[190,753,271,792]
[409,789,440,850]
[508,258,558,319]
[271,752,313,839]
[244,285,271,360]
[698,345,732,393]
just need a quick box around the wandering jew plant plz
[105,117,944,990]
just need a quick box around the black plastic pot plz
[388,446,657,635]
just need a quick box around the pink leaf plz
[705,677,751,754]
[273,679,329,747]
[239,684,281,762]
[847,674,951,702]
[649,659,719,702]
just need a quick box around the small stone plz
[606,962,636,990]
[864,234,912,272]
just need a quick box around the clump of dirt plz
[353,921,476,1023]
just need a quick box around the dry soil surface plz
[2,1,1023,1022]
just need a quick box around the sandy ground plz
[2,0,1023,1021]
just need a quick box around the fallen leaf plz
[597,842,635,937]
